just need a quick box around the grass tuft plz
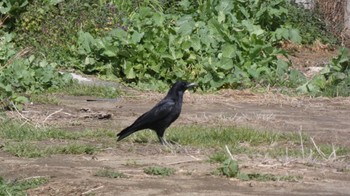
[94,169,127,178]
[0,176,48,195]
[144,166,176,176]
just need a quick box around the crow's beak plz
[186,82,197,89]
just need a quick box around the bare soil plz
[1,49,350,195]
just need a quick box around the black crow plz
[116,81,196,145]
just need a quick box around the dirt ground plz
[1,49,350,195]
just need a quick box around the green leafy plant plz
[74,0,301,90]
[217,159,239,178]
[3,0,340,95]
[298,48,350,97]
[0,31,72,108]
[143,166,176,176]
[215,157,302,181]
[284,3,338,45]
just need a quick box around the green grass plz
[0,176,48,195]
[1,120,349,160]
[0,120,115,157]
[30,94,61,105]
[30,81,121,104]
[4,142,99,158]
[50,81,120,98]
[238,173,302,182]
[94,169,126,179]
[143,166,176,176]
[0,120,115,141]
[208,152,229,163]
[129,125,350,160]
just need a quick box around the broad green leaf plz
[179,0,191,9]
[190,35,201,51]
[276,59,289,76]
[131,31,144,44]
[220,58,234,70]
[14,96,29,103]
[215,0,233,14]
[218,11,226,23]
[103,50,117,57]
[77,31,95,54]
[181,40,192,50]
[126,67,136,79]
[222,44,236,58]
[289,29,302,44]
[177,20,194,36]
[152,12,165,26]
[109,28,128,40]
[84,57,95,65]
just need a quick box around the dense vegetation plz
[0,0,349,107]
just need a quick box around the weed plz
[214,158,302,182]
[0,120,115,141]
[242,173,302,182]
[143,166,176,176]
[94,169,126,178]
[4,142,47,158]
[217,159,239,178]
[124,159,142,167]
[54,143,97,155]
[0,176,48,195]
[298,48,350,97]
[208,152,228,163]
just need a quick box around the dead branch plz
[82,186,104,195]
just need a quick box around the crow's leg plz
[158,136,172,147]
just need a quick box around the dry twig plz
[299,126,305,159]
[225,145,236,161]
[310,137,327,160]
[41,108,63,126]
[82,186,104,195]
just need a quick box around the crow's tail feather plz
[116,126,138,141]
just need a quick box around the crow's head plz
[167,81,196,98]
[174,81,196,92]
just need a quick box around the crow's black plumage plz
[116,81,196,145]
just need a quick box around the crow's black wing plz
[116,98,175,141]
[130,98,175,129]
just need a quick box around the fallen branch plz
[82,186,104,195]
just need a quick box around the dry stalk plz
[310,137,327,160]
[167,159,202,165]
[40,108,63,127]
[225,145,236,161]
[18,176,48,182]
[328,143,337,161]
[299,125,305,159]
[10,102,32,125]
